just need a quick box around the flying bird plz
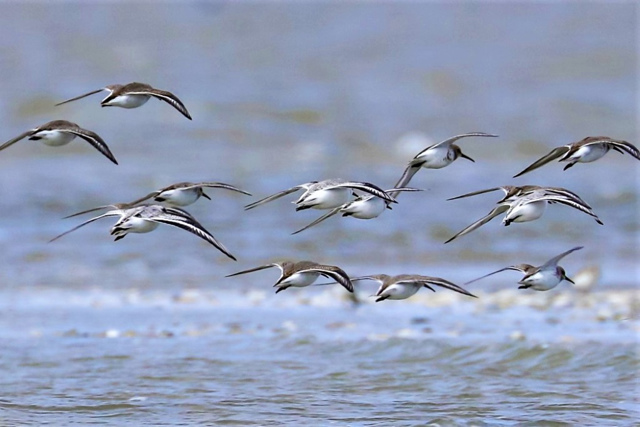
[244,179,396,211]
[0,120,117,164]
[292,187,421,234]
[56,82,192,120]
[319,273,476,301]
[513,136,639,177]
[445,187,602,243]
[126,181,252,207]
[50,205,236,260]
[465,246,583,291]
[391,132,498,195]
[226,261,353,294]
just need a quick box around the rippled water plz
[0,2,638,425]
[1,287,638,425]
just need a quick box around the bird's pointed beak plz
[565,275,575,285]
[460,152,475,162]
[202,192,211,200]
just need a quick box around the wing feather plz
[145,89,192,120]
[427,132,499,150]
[244,186,304,210]
[539,246,583,269]
[464,266,530,285]
[292,208,341,235]
[0,130,33,152]
[63,128,118,164]
[298,265,353,292]
[513,146,570,177]
[49,211,122,242]
[149,214,236,260]
[444,204,510,243]
[226,264,279,277]
[55,88,105,106]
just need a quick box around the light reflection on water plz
[1,287,638,424]
[0,2,638,425]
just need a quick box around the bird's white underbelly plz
[505,200,547,223]
[567,144,608,163]
[120,218,160,234]
[281,271,320,287]
[33,130,75,147]
[520,271,561,291]
[157,189,199,206]
[105,94,150,108]
[296,188,352,210]
[342,197,386,219]
[415,147,452,169]
[378,283,420,300]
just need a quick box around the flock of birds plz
[2,81,638,302]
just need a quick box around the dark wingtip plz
[444,235,456,244]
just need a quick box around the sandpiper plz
[447,185,596,207]
[0,120,118,164]
[50,204,236,260]
[244,179,397,211]
[465,246,583,291]
[292,187,421,234]
[342,274,476,302]
[513,136,639,177]
[445,187,602,243]
[56,82,192,120]
[226,261,353,293]
[391,132,498,194]
[127,181,252,207]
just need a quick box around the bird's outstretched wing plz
[444,204,510,243]
[539,246,583,270]
[55,88,106,106]
[513,146,571,177]
[244,185,305,210]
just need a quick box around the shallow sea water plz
[0,2,638,425]
[0,288,638,425]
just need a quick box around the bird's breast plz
[31,130,76,147]
[104,94,150,108]
[342,197,386,219]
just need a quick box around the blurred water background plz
[0,2,637,425]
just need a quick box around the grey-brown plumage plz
[465,246,583,291]
[390,132,498,197]
[50,204,236,260]
[244,179,396,211]
[56,82,192,120]
[347,273,476,302]
[127,181,252,207]
[513,136,639,177]
[0,120,117,164]
[445,187,602,243]
[226,260,353,293]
